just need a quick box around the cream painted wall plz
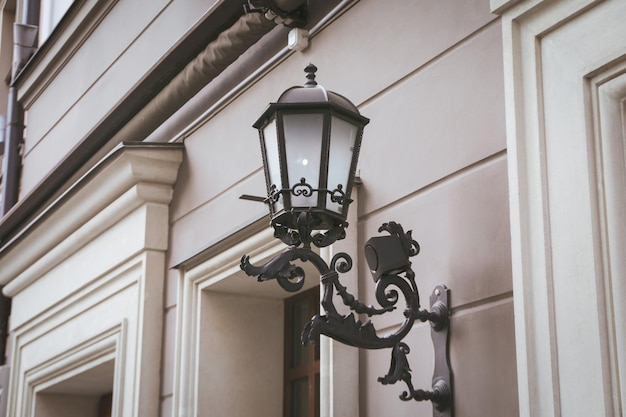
[4,0,622,415]
[197,292,283,417]
[166,0,515,416]
[0,7,14,115]
[16,0,219,196]
[2,0,517,415]
[168,0,504,265]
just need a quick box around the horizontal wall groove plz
[357,16,501,110]
[450,290,513,315]
[376,291,513,334]
[170,167,264,224]
[359,149,507,223]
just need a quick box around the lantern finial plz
[304,63,317,87]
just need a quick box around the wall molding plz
[498,0,625,415]
[24,322,124,412]
[172,186,362,417]
[0,143,183,293]
[172,226,283,417]
[588,63,626,416]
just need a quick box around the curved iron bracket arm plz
[240,221,453,416]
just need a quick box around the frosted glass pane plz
[327,117,358,214]
[282,113,324,208]
[263,120,283,212]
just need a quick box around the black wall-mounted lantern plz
[241,64,453,417]
[252,64,369,244]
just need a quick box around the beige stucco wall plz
[15,0,220,196]
[4,0,624,415]
[5,0,518,415]
[164,0,517,416]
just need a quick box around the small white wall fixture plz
[493,0,626,415]
[0,143,184,417]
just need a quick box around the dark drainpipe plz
[1,87,24,216]
[0,0,39,366]
[1,1,39,217]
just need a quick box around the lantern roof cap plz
[276,63,362,115]
[253,64,369,129]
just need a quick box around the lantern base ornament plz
[240,221,453,416]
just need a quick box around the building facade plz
[0,0,623,416]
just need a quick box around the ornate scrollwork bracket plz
[240,221,453,416]
[378,284,453,416]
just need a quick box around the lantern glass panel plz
[262,118,283,212]
[282,113,325,208]
[326,116,358,214]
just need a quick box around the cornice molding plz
[0,143,184,292]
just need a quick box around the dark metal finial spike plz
[304,63,317,86]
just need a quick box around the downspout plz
[1,1,38,216]
[1,87,24,216]
[0,0,39,367]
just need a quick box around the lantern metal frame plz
[240,65,454,417]
[251,64,369,248]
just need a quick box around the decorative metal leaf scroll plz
[241,221,452,415]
